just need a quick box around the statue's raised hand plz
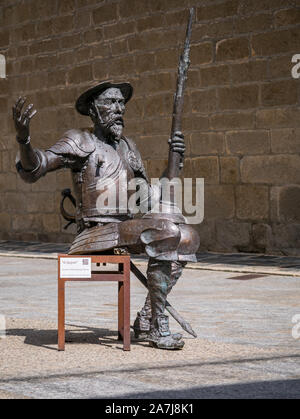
[12,97,37,144]
[168,131,185,155]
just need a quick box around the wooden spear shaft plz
[167,7,195,180]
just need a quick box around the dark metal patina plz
[13,9,199,350]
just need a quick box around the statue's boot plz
[133,261,186,341]
[148,314,184,349]
[146,259,185,350]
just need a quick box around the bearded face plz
[92,88,125,141]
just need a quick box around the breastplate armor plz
[75,134,136,223]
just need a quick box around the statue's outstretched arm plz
[12,96,39,171]
[13,97,73,183]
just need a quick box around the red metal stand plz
[58,254,130,351]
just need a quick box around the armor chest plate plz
[79,137,135,219]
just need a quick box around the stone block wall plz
[0,0,300,254]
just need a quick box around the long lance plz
[167,7,195,179]
[139,8,195,338]
[130,261,197,338]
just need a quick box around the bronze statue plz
[13,9,199,350]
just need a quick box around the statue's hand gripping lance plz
[167,8,194,180]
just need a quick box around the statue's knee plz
[147,259,171,291]
[141,220,181,258]
[178,225,200,255]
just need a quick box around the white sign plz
[292,314,300,340]
[60,257,91,278]
[291,54,300,79]
[0,54,5,79]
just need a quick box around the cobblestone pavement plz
[0,240,300,276]
[0,253,299,399]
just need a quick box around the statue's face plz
[93,88,125,140]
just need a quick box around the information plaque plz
[60,257,91,279]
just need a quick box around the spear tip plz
[182,320,198,338]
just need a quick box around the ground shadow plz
[2,353,299,384]
[98,377,300,399]
[6,324,146,351]
[196,252,300,269]
[1,355,299,398]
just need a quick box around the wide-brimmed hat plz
[75,81,133,116]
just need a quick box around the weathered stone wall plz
[0,0,300,254]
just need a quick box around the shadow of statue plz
[5,323,148,351]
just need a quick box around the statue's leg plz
[133,260,186,339]
[133,292,151,339]
[117,217,198,347]
[146,258,184,350]
[167,260,187,294]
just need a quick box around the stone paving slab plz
[0,240,300,276]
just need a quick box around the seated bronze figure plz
[13,81,200,350]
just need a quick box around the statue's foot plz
[133,311,151,339]
[147,314,184,350]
